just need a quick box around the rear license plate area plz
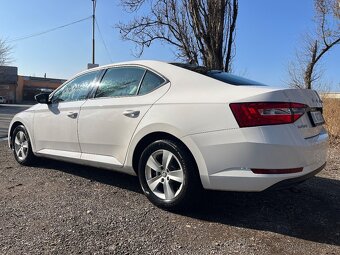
[309,111,325,126]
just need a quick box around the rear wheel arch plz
[137,138,203,210]
[132,132,200,179]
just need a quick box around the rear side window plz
[138,71,165,95]
[52,71,99,103]
[95,67,145,98]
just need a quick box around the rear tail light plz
[229,102,307,127]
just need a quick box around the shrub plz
[323,97,340,146]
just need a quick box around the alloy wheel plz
[145,149,184,200]
[14,131,29,161]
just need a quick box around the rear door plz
[33,71,99,155]
[78,66,169,166]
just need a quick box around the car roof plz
[77,60,168,75]
[61,60,170,83]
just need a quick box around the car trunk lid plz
[281,89,324,138]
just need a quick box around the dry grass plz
[323,97,340,146]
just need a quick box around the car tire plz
[12,125,36,166]
[138,139,201,210]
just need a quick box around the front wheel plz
[12,125,36,166]
[138,139,200,210]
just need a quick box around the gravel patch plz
[0,141,339,254]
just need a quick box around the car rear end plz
[188,87,328,192]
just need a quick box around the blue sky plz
[0,0,339,91]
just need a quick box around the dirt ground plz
[0,141,339,255]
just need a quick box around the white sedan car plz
[8,60,328,210]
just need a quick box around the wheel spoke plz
[168,170,183,183]
[18,148,23,157]
[162,150,173,170]
[22,141,28,149]
[146,155,162,172]
[14,137,21,146]
[19,132,24,142]
[163,180,175,200]
[147,175,162,191]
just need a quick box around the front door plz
[33,71,100,156]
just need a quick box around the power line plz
[9,16,92,43]
[95,18,113,63]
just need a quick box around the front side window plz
[52,71,98,103]
[95,67,145,98]
[138,71,165,95]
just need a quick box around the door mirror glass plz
[35,93,50,104]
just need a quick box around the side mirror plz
[35,93,50,104]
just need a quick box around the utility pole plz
[88,0,98,69]
[92,0,96,65]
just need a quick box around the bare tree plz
[288,0,340,89]
[117,0,238,72]
[0,38,11,66]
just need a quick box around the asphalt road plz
[0,105,30,139]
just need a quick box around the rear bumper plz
[266,162,326,190]
[185,125,328,191]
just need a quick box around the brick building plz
[0,66,18,103]
[0,65,66,103]
[17,76,66,102]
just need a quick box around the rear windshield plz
[171,63,266,86]
[207,71,265,86]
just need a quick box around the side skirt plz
[35,149,137,176]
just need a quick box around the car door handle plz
[123,110,140,118]
[67,112,78,119]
